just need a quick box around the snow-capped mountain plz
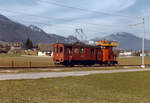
[91,32,150,50]
[0,14,77,44]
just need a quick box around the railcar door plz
[59,46,63,57]
[96,48,98,61]
[64,47,70,61]
[53,44,61,63]
[96,48,103,64]
[57,44,64,62]
[68,47,72,62]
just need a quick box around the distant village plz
[0,38,53,57]
[0,38,150,57]
[119,50,150,56]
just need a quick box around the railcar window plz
[80,48,84,54]
[69,48,72,56]
[91,49,94,55]
[57,46,58,53]
[74,48,79,54]
[60,47,63,53]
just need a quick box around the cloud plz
[42,16,137,39]
[2,0,150,40]
[95,0,136,12]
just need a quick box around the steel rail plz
[0,64,149,70]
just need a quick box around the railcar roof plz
[56,42,100,48]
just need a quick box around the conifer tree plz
[25,38,33,49]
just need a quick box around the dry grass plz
[0,54,54,67]
[118,56,150,65]
[0,54,150,67]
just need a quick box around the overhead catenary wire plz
[3,13,141,39]
[0,8,132,27]
[0,0,144,29]
[0,1,145,39]
[13,17,112,35]
[34,0,142,19]
[0,8,142,34]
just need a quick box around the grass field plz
[0,54,150,67]
[118,56,150,65]
[0,71,150,103]
[0,54,53,67]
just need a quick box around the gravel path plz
[0,68,150,81]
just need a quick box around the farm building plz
[37,43,53,56]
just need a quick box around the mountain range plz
[91,32,150,50]
[0,14,150,50]
[0,14,77,44]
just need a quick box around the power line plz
[0,0,141,19]
[14,17,113,34]
[6,11,141,34]
[14,16,139,36]
[0,8,131,27]
[0,4,142,37]
[34,0,142,19]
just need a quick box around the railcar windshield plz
[60,47,63,53]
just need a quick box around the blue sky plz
[0,0,150,39]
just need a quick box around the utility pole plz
[129,18,145,68]
[141,18,145,68]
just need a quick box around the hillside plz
[0,14,76,44]
[91,32,150,50]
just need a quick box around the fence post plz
[29,61,32,68]
[11,60,14,68]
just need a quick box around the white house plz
[120,52,132,56]
[38,51,46,56]
[140,53,146,56]
[38,51,53,57]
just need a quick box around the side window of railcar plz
[91,48,95,55]
[80,48,84,54]
[69,48,72,56]
[74,48,79,54]
[60,47,63,53]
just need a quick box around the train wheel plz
[70,64,74,67]
[64,64,69,67]
[83,64,90,67]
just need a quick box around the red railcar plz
[53,42,118,66]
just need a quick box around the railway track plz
[0,64,150,69]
